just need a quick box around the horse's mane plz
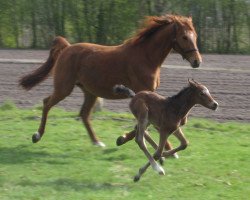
[126,14,195,45]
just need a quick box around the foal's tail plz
[113,85,135,98]
[19,36,70,90]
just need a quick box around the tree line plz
[0,0,249,54]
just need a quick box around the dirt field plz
[0,49,250,122]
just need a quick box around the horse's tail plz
[19,36,70,90]
[113,85,135,98]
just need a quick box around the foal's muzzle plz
[211,101,219,111]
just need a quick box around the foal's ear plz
[188,78,197,88]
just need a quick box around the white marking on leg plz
[173,153,179,159]
[152,162,165,175]
[93,141,106,147]
[34,132,41,140]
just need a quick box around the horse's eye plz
[199,92,204,96]
[183,36,188,40]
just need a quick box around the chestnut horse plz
[19,14,202,148]
[113,80,218,182]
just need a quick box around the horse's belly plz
[78,70,129,99]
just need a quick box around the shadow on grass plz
[101,148,130,161]
[0,145,68,165]
[17,178,127,191]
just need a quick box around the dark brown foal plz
[113,79,218,182]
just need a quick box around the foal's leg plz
[162,128,188,158]
[140,130,178,159]
[117,128,159,149]
[134,130,168,182]
[144,131,158,149]
[116,129,176,155]
[134,103,164,175]
[165,141,179,159]
[117,130,178,159]
[116,129,136,146]
[79,91,105,147]
[144,132,165,165]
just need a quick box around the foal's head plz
[172,16,202,68]
[188,79,218,110]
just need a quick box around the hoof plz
[116,136,126,146]
[93,141,106,148]
[134,175,140,182]
[158,169,165,175]
[172,153,179,159]
[152,163,165,175]
[32,132,40,143]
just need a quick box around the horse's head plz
[188,79,218,110]
[173,16,202,68]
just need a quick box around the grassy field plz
[0,102,249,200]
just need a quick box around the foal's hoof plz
[116,136,126,146]
[133,175,140,182]
[32,132,41,143]
[153,164,165,175]
[93,141,106,148]
[172,153,179,159]
[158,169,165,175]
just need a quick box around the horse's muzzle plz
[191,59,201,68]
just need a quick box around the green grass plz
[0,101,249,200]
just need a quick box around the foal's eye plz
[199,92,205,96]
[183,36,188,40]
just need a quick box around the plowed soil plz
[1,49,249,122]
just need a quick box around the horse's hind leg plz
[79,91,105,147]
[32,72,75,143]
[32,90,72,143]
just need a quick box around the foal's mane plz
[126,14,195,45]
[168,85,192,100]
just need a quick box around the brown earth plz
[0,49,250,122]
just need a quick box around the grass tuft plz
[0,101,17,111]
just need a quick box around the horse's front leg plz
[134,131,168,182]
[162,128,188,158]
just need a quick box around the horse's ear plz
[153,16,173,25]
[188,15,193,22]
[188,78,197,88]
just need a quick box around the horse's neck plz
[140,24,175,67]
